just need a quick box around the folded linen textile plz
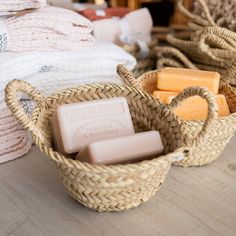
[0,42,136,102]
[93,8,153,45]
[0,104,32,164]
[80,7,130,21]
[0,6,94,52]
[0,0,46,12]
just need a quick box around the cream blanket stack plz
[0,42,136,103]
[0,0,46,12]
[0,104,32,164]
[0,2,136,164]
[0,6,94,52]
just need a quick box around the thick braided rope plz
[167,30,236,68]
[177,0,215,27]
[193,0,236,32]
[157,58,184,69]
[197,26,236,62]
[156,46,198,69]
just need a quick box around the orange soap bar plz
[157,67,220,94]
[76,131,164,165]
[166,94,230,120]
[50,97,135,154]
[153,91,178,103]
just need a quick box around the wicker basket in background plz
[117,65,236,167]
[165,26,236,73]
[5,79,217,211]
[155,45,226,75]
[157,0,236,87]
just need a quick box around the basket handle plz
[5,79,47,141]
[177,0,216,27]
[117,64,141,89]
[165,86,218,146]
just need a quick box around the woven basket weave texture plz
[117,65,236,167]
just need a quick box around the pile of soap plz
[50,97,164,165]
[153,68,230,121]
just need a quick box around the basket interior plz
[139,71,236,114]
[33,84,185,157]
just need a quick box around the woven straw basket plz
[5,79,217,211]
[117,65,236,167]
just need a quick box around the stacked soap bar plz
[76,131,164,165]
[50,97,164,165]
[153,68,230,121]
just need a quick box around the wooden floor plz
[0,136,236,236]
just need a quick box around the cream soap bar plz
[50,97,135,154]
[76,131,164,165]
[157,67,220,94]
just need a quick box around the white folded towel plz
[0,0,46,12]
[93,8,153,45]
[1,42,136,102]
[0,6,94,52]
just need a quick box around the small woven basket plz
[117,65,236,167]
[5,80,217,211]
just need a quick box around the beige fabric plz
[0,104,32,164]
[0,0,46,12]
[1,6,94,52]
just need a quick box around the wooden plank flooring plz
[0,136,236,236]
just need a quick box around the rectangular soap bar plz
[76,131,164,165]
[153,91,178,103]
[50,97,135,154]
[157,68,220,94]
[166,94,230,120]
